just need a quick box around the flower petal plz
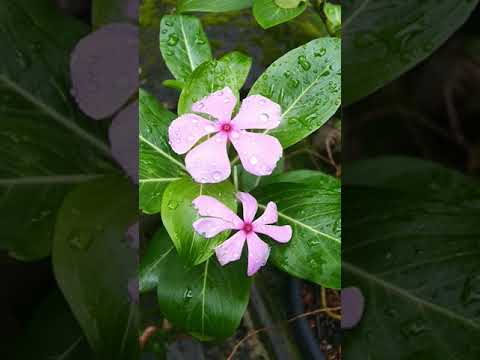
[232,95,281,130]
[254,225,292,244]
[232,131,282,176]
[236,192,258,223]
[185,133,231,183]
[246,232,270,276]
[192,195,243,227]
[215,231,246,266]
[192,87,237,122]
[168,114,217,155]
[253,202,278,226]
[193,217,236,238]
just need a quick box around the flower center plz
[243,223,253,233]
[221,123,232,133]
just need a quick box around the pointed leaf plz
[253,0,307,29]
[178,0,253,13]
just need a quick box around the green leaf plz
[139,228,175,293]
[162,79,185,91]
[153,228,251,339]
[177,59,240,115]
[249,38,341,149]
[262,169,339,188]
[13,290,93,359]
[161,178,237,266]
[160,15,212,83]
[0,0,113,261]
[254,175,341,288]
[219,51,253,91]
[343,0,479,105]
[139,89,187,214]
[343,160,480,358]
[323,2,341,35]
[253,0,307,29]
[53,176,139,360]
[178,0,253,13]
[275,0,303,9]
[92,0,134,28]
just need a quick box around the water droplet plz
[197,102,205,110]
[68,231,93,251]
[187,136,194,142]
[223,97,230,103]
[284,71,291,78]
[165,20,173,27]
[212,171,222,181]
[315,48,327,57]
[167,34,179,46]
[259,113,270,122]
[165,49,174,56]
[297,55,311,71]
[195,35,206,45]
[249,156,258,165]
[184,288,193,300]
[231,131,240,139]
[289,79,300,88]
[401,320,431,338]
[192,119,198,124]
[168,200,178,210]
[205,125,215,132]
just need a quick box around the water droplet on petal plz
[192,119,198,124]
[212,171,222,181]
[259,113,270,122]
[197,102,205,110]
[187,136,194,142]
[250,156,258,165]
[205,125,215,132]
[231,131,240,139]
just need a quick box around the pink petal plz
[236,192,258,223]
[246,232,270,276]
[192,87,237,122]
[168,114,217,155]
[253,202,278,226]
[192,195,243,227]
[193,217,236,238]
[185,133,231,183]
[215,231,246,266]
[254,225,292,244]
[232,95,281,130]
[231,131,282,176]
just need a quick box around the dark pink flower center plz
[221,123,232,133]
[243,223,253,233]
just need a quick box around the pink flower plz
[168,87,283,183]
[192,192,292,276]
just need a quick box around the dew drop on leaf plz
[168,200,179,210]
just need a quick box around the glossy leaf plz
[249,38,341,148]
[153,228,251,339]
[13,290,93,359]
[343,0,479,105]
[253,0,307,29]
[177,58,239,115]
[0,0,112,260]
[219,51,252,91]
[254,174,341,288]
[161,178,237,266]
[139,227,175,293]
[53,177,139,360]
[139,89,187,214]
[343,159,480,358]
[160,15,212,83]
[178,0,253,13]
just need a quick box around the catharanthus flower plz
[192,192,292,276]
[168,87,283,183]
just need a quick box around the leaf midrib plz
[139,135,187,171]
[343,261,480,330]
[179,16,196,72]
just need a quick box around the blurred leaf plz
[14,290,93,359]
[178,0,253,13]
[160,15,212,83]
[253,0,306,29]
[177,58,239,114]
[249,38,341,148]
[161,178,237,266]
[92,0,136,27]
[0,0,113,261]
[343,158,480,358]
[323,2,341,35]
[154,228,252,339]
[254,172,341,288]
[53,177,139,360]
[139,89,187,214]
[343,0,479,105]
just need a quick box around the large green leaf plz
[152,228,251,339]
[254,173,341,288]
[53,177,139,360]
[139,89,187,214]
[253,0,307,29]
[139,227,175,293]
[160,15,212,83]
[13,290,93,359]
[177,0,253,13]
[343,164,480,358]
[161,178,237,266]
[177,57,240,115]
[0,0,113,261]
[343,0,479,105]
[249,38,341,149]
